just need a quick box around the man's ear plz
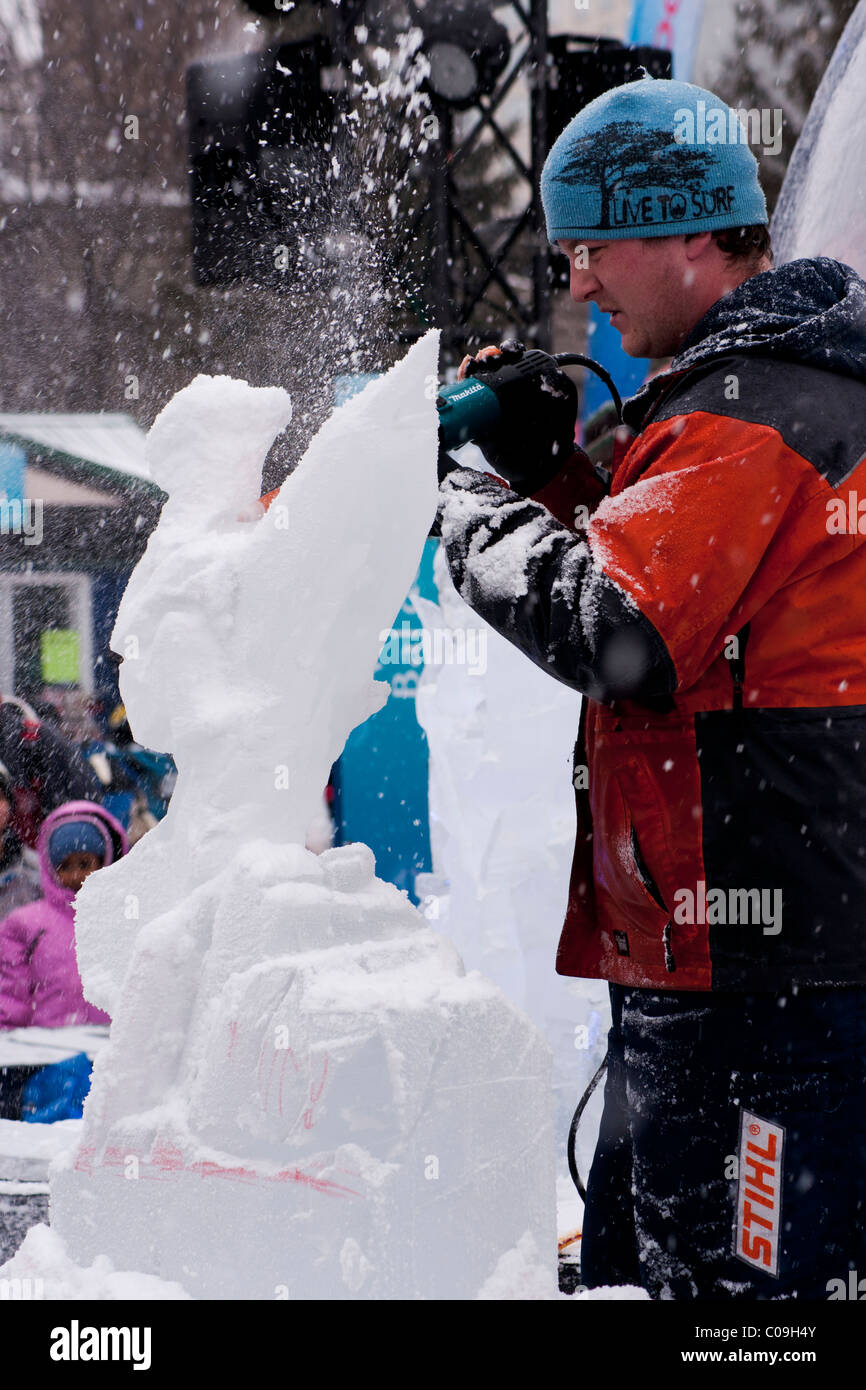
[683,231,714,261]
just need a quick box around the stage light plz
[414,1,511,110]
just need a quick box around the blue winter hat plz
[542,76,768,243]
[48,819,107,868]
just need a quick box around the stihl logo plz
[734,1109,784,1277]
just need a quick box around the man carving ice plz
[436,75,866,1300]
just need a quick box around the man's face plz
[558,236,701,358]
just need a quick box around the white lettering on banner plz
[734,1109,784,1277]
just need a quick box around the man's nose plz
[569,264,601,303]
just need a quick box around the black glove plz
[459,339,578,495]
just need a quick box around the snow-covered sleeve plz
[435,403,833,702]
[435,465,677,702]
[0,912,36,1029]
[526,446,610,528]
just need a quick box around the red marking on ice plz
[188,1159,262,1185]
[278,1049,289,1117]
[184,1160,357,1197]
[80,1141,359,1198]
[227,1020,239,1059]
[302,1055,329,1130]
[310,1055,329,1103]
[262,1048,280,1110]
[103,1146,131,1167]
[150,1139,186,1172]
[269,1167,356,1197]
[276,1046,305,1117]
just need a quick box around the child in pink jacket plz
[0,800,127,1029]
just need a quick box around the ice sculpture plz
[48,332,555,1299]
[772,0,866,273]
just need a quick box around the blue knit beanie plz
[542,76,768,242]
[49,819,108,868]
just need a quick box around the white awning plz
[0,412,150,485]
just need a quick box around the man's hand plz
[452,339,578,495]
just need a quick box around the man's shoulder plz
[646,353,866,487]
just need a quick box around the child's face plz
[56,851,103,892]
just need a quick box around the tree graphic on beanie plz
[553,122,718,231]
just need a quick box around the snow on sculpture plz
[772,0,866,272]
[48,331,556,1299]
[412,547,609,1179]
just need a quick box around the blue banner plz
[0,441,26,504]
[334,539,438,902]
[628,0,706,79]
[328,370,438,903]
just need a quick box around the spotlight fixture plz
[412,0,511,109]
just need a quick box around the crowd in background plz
[0,695,175,1120]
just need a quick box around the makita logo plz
[734,1110,784,1277]
[49,1320,152,1370]
[444,383,485,404]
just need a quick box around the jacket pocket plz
[630,822,666,910]
[590,712,711,986]
[594,764,673,952]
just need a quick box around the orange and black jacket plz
[436,256,866,991]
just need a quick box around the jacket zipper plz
[630,824,676,972]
